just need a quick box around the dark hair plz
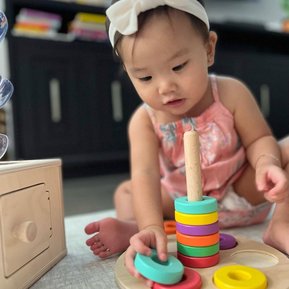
[106,1,208,58]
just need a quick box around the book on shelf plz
[69,12,108,41]
[11,8,108,42]
[50,0,110,7]
[75,0,110,7]
[12,8,62,37]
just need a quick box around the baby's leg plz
[85,180,138,258]
[84,180,175,258]
[263,136,289,255]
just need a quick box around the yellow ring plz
[213,265,267,289]
[175,211,218,225]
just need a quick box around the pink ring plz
[153,268,202,289]
[176,222,219,236]
[177,252,220,268]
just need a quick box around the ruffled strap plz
[210,74,220,103]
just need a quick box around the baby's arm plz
[221,77,288,203]
[125,106,168,277]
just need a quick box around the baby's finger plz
[146,279,154,288]
[268,178,287,195]
[125,246,154,286]
[255,172,269,192]
[256,181,269,193]
[130,235,152,256]
[264,188,287,203]
[125,246,139,277]
[155,235,168,262]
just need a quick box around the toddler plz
[85,0,289,283]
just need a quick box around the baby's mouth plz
[165,99,185,106]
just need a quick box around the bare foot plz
[263,218,289,256]
[84,217,138,258]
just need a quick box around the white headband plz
[106,0,209,47]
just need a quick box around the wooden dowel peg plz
[184,130,203,202]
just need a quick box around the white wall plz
[205,0,285,24]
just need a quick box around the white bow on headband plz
[106,0,209,47]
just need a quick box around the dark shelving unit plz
[5,0,140,176]
[211,22,289,139]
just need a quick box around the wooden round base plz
[114,235,289,289]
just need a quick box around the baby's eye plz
[173,62,187,72]
[139,76,152,82]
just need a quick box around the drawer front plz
[0,184,51,277]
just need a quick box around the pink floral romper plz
[145,75,272,228]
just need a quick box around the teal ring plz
[177,242,219,257]
[134,249,184,285]
[174,196,217,214]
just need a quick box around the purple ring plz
[176,222,219,236]
[220,233,237,250]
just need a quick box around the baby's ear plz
[207,31,218,67]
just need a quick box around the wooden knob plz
[13,221,37,243]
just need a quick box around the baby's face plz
[118,9,217,118]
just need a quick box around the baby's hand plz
[256,163,288,203]
[124,225,167,287]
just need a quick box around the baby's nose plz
[158,78,177,95]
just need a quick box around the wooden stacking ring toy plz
[134,249,184,285]
[153,268,202,289]
[213,264,267,289]
[176,221,219,236]
[175,211,218,226]
[115,235,289,289]
[177,242,219,257]
[176,231,219,247]
[175,196,217,214]
[115,129,289,289]
[164,220,176,235]
[177,252,220,268]
[220,233,237,250]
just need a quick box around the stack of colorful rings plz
[175,195,220,268]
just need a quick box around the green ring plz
[175,196,217,214]
[177,242,219,257]
[134,249,184,285]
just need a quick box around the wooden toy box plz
[0,159,67,289]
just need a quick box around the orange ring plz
[164,220,176,235]
[176,231,219,247]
